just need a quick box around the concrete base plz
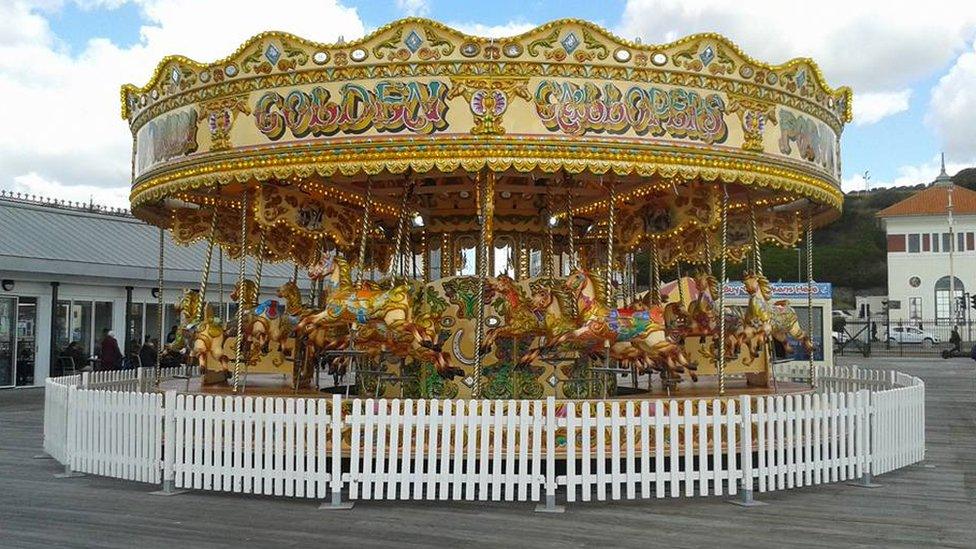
[534,495,566,513]
[847,473,882,488]
[727,490,768,507]
[318,492,355,510]
[54,471,86,479]
[32,454,53,459]
[150,479,188,496]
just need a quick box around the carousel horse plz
[721,272,773,365]
[770,300,815,356]
[175,289,229,383]
[277,280,348,389]
[478,275,576,366]
[535,269,694,382]
[479,275,549,355]
[299,254,457,378]
[230,279,274,366]
[687,271,721,338]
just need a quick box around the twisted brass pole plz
[750,205,764,276]
[219,248,225,324]
[807,210,815,388]
[197,207,218,323]
[232,192,249,393]
[564,173,578,272]
[391,175,414,279]
[357,178,373,283]
[649,239,661,305]
[473,170,494,399]
[605,177,616,308]
[718,185,729,396]
[544,180,554,279]
[154,227,164,387]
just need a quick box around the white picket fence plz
[42,364,926,506]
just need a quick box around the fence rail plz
[42,364,925,507]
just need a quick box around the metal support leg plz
[319,490,355,510]
[54,462,85,479]
[150,478,188,496]
[727,480,767,507]
[534,494,565,513]
[847,471,882,488]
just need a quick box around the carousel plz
[122,18,850,404]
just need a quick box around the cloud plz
[841,154,972,192]
[0,0,366,206]
[11,172,130,208]
[448,20,538,38]
[617,0,976,123]
[395,0,430,17]
[853,90,911,126]
[927,39,976,161]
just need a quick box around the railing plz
[42,364,925,507]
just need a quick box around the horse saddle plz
[607,308,651,332]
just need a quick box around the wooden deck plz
[1,356,973,548]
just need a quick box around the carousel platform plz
[159,373,814,402]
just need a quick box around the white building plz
[877,163,976,323]
[0,194,294,389]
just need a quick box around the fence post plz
[849,389,881,488]
[54,385,84,478]
[151,390,186,495]
[535,396,565,513]
[321,394,354,509]
[81,371,90,389]
[729,395,765,506]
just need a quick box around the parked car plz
[887,326,940,347]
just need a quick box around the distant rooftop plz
[0,192,293,287]
[876,184,976,218]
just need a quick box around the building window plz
[932,233,940,252]
[968,232,975,251]
[909,297,922,320]
[907,234,920,253]
[935,275,965,322]
[942,232,951,252]
[958,232,965,253]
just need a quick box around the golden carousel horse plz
[174,289,229,384]
[539,269,695,382]
[770,301,815,356]
[278,279,348,389]
[299,254,456,378]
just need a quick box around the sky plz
[2,0,975,208]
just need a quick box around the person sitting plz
[59,341,86,374]
[138,338,157,370]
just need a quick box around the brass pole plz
[219,248,225,324]
[604,177,616,308]
[473,170,494,398]
[197,207,218,323]
[544,179,554,279]
[718,185,729,396]
[564,172,578,272]
[357,178,373,284]
[232,192,250,393]
[155,226,164,387]
[807,210,815,388]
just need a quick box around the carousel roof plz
[120,18,852,267]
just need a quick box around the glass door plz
[0,297,15,387]
[16,298,36,386]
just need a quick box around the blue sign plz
[722,282,832,299]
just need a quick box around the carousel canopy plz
[121,18,851,266]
